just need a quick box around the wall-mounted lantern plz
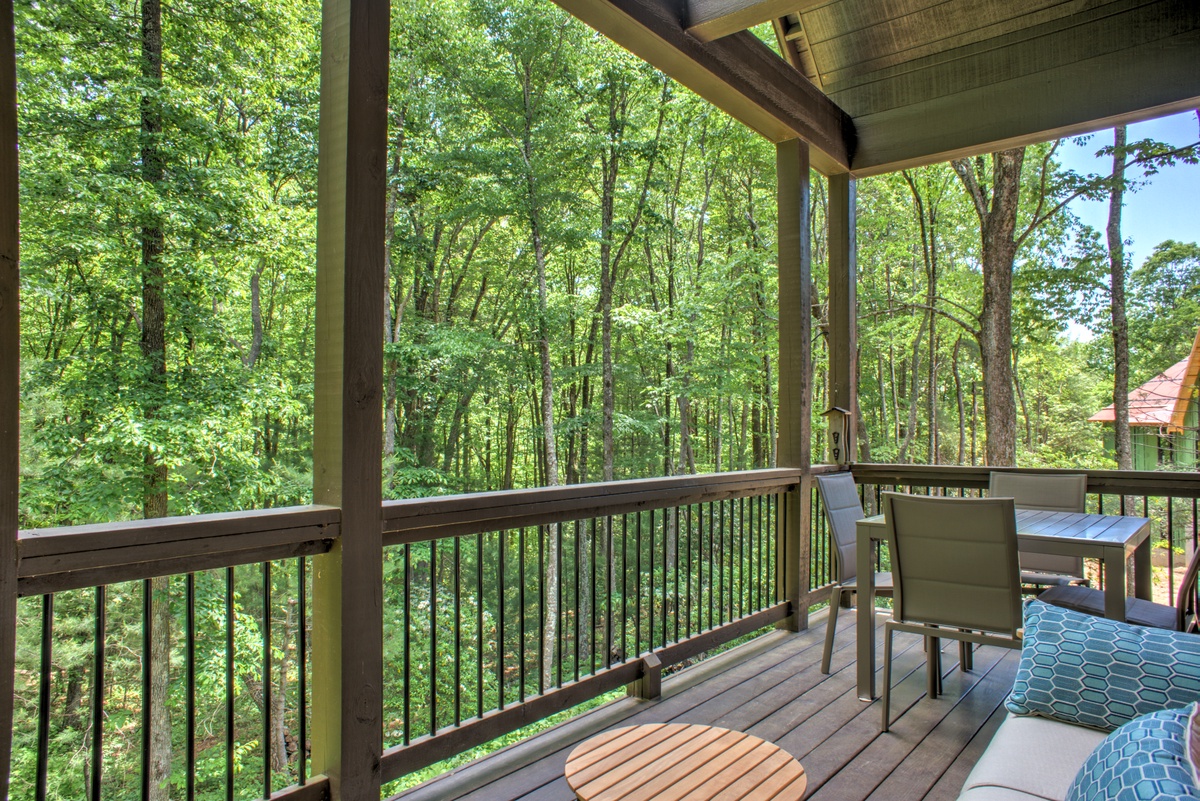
[822,406,852,466]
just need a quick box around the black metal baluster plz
[538,524,545,695]
[519,527,526,701]
[621,514,628,663]
[226,569,235,801]
[556,521,564,689]
[574,520,581,682]
[91,586,106,801]
[455,536,462,725]
[721,500,729,624]
[636,513,643,656]
[757,494,764,610]
[591,518,598,675]
[186,574,196,801]
[431,540,438,735]
[142,579,152,801]
[298,557,307,785]
[685,504,693,636]
[476,533,484,719]
[1169,499,1176,599]
[648,509,656,651]
[498,530,506,708]
[263,561,272,799]
[740,496,747,617]
[403,544,411,745]
[605,516,613,669]
[700,503,710,628]
[37,594,52,801]
[674,506,681,643]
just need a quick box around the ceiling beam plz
[550,0,854,173]
[849,23,1200,176]
[685,0,801,42]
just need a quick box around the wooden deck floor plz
[395,608,1018,801]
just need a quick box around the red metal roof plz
[1089,329,1200,433]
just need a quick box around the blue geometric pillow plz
[1065,704,1200,801]
[1007,600,1200,731]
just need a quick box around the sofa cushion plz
[1007,600,1200,731]
[960,714,1107,801]
[1065,704,1200,801]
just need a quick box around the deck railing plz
[22,464,1195,799]
[13,469,800,800]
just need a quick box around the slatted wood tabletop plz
[564,723,807,801]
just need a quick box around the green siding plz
[1132,429,1157,471]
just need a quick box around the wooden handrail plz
[850,463,1200,498]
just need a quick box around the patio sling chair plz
[816,472,893,675]
[880,493,1023,732]
[1039,543,1200,633]
[989,471,1089,590]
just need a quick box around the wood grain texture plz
[850,463,1200,498]
[826,174,856,463]
[271,776,331,801]
[686,0,805,41]
[776,140,812,631]
[0,0,18,795]
[550,0,854,171]
[382,469,801,540]
[310,0,389,798]
[565,723,806,800]
[846,6,1200,175]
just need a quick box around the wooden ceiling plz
[553,0,1200,175]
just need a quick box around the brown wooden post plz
[827,173,857,464]
[310,0,389,799]
[0,1,18,794]
[776,140,812,632]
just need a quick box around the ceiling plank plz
[551,0,854,172]
[686,0,823,42]
[849,24,1200,176]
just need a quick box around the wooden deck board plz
[394,609,1014,801]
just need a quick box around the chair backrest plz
[1177,545,1200,633]
[988,472,1087,514]
[816,472,865,583]
[883,493,1022,636]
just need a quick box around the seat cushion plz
[1007,600,1200,731]
[1040,584,1177,630]
[1065,704,1200,800]
[960,714,1106,801]
[1022,571,1084,588]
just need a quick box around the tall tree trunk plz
[1108,125,1132,470]
[139,2,171,798]
[952,150,1024,466]
[518,60,560,688]
[952,337,967,463]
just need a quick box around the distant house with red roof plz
[1088,329,1200,470]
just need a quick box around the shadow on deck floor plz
[395,608,1017,801]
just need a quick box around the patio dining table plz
[854,507,1152,701]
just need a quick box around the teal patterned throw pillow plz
[1066,704,1200,801]
[1007,600,1200,731]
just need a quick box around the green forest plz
[10,0,1200,798]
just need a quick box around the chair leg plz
[821,585,842,674]
[927,636,941,699]
[882,624,895,732]
[959,637,973,672]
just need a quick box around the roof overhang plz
[552,0,1200,177]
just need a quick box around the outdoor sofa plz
[956,600,1200,800]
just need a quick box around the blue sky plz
[1056,111,1200,265]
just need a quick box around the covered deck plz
[398,610,1017,801]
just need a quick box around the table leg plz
[856,522,875,701]
[1103,547,1127,622]
[1134,535,1153,602]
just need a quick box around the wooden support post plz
[827,173,856,465]
[310,0,389,799]
[776,140,812,632]
[0,2,18,794]
[628,652,663,700]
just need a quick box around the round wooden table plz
[564,723,807,801]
